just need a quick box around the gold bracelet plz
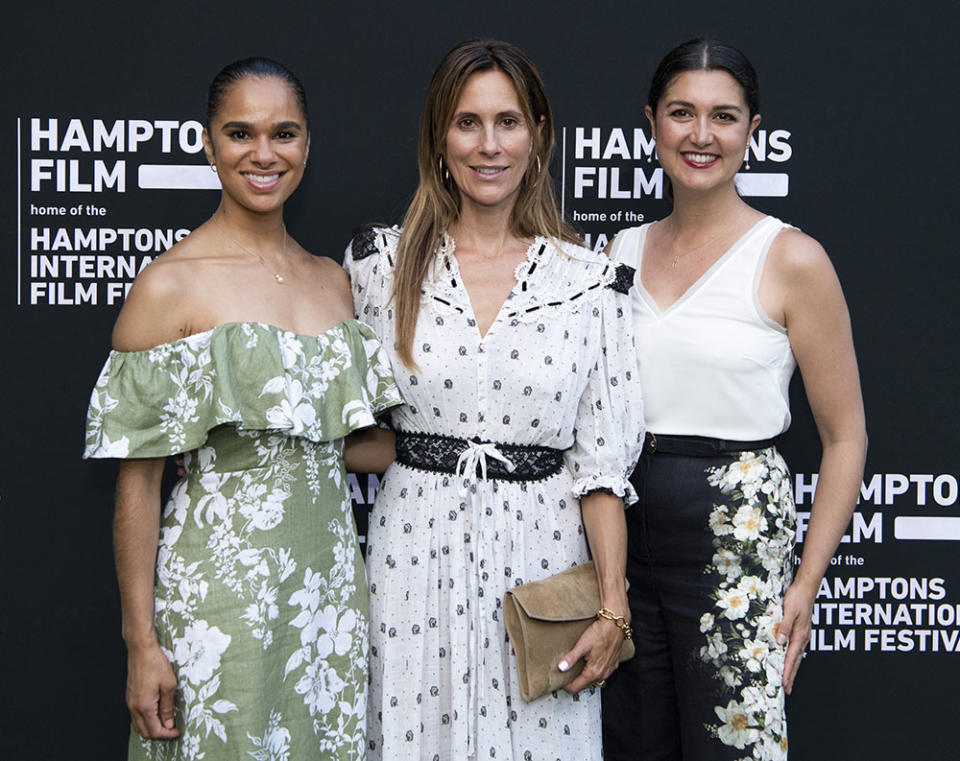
[596,607,633,641]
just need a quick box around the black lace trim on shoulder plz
[349,225,381,261]
[607,263,636,295]
[352,224,401,261]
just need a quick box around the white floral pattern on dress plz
[698,448,796,761]
[246,710,292,761]
[84,320,401,761]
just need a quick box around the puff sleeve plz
[342,225,397,339]
[564,267,645,505]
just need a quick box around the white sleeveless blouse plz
[609,215,796,440]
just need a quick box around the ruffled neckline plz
[431,233,549,293]
[425,234,621,326]
[84,319,401,458]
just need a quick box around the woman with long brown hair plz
[345,39,644,760]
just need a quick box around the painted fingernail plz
[558,660,570,672]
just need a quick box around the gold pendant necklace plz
[667,227,732,269]
[215,213,288,284]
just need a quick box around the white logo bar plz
[138,164,221,190]
[894,516,960,540]
[735,173,789,197]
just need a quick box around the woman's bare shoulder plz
[313,253,351,286]
[110,229,220,351]
[768,226,833,280]
[310,254,356,317]
[765,224,849,331]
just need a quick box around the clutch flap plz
[506,562,598,623]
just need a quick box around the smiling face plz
[444,69,536,216]
[203,75,309,214]
[646,69,760,195]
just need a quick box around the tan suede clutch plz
[503,561,635,701]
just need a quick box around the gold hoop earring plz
[536,155,542,174]
[439,155,450,181]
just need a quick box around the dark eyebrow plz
[220,120,304,131]
[664,100,743,113]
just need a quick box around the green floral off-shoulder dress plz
[84,320,401,761]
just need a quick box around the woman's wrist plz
[598,586,630,623]
[787,571,820,601]
[122,622,159,649]
[597,607,633,640]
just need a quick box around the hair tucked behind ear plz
[392,39,578,370]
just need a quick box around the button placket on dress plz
[440,234,543,754]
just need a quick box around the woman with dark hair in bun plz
[345,39,643,761]
[84,58,400,760]
[601,39,867,760]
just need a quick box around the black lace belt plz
[395,431,566,482]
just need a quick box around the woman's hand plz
[560,616,628,693]
[570,490,630,693]
[126,639,180,740]
[778,580,817,694]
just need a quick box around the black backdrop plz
[3,2,959,758]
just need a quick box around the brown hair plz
[393,39,578,369]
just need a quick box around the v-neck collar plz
[433,234,547,341]
[636,216,771,318]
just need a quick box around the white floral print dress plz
[84,320,401,761]
[345,227,645,761]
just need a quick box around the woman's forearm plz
[343,427,397,474]
[115,458,166,647]
[793,435,867,593]
[580,491,629,619]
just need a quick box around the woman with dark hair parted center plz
[601,39,867,760]
[345,39,644,760]
[84,58,401,760]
